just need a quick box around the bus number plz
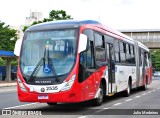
[46,86,58,91]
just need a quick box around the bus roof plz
[138,41,149,52]
[26,20,100,31]
[26,20,148,51]
[26,19,134,41]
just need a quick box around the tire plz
[47,103,57,106]
[142,79,147,91]
[92,83,104,106]
[124,80,131,97]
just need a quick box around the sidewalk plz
[0,81,17,87]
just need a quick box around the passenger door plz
[106,43,116,94]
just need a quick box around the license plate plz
[38,95,48,99]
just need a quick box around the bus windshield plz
[20,29,78,79]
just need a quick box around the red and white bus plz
[14,20,152,106]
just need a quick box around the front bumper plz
[17,85,83,103]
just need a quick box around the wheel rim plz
[145,81,147,88]
[127,83,130,94]
[98,88,103,103]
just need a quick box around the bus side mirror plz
[78,34,88,53]
[14,39,22,56]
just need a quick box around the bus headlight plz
[61,75,76,91]
[17,77,27,92]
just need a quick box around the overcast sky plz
[0,0,160,30]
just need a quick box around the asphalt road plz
[0,86,30,109]
[0,78,160,118]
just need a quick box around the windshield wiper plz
[28,58,44,82]
[48,57,59,82]
[28,58,60,82]
[28,41,59,82]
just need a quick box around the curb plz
[0,83,17,87]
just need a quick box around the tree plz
[23,10,73,32]
[22,26,29,32]
[0,21,18,66]
[0,21,17,51]
[49,10,72,20]
[151,49,160,71]
[22,21,43,32]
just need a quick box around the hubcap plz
[127,84,130,94]
[145,81,147,88]
[98,88,103,103]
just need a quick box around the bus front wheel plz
[92,83,104,106]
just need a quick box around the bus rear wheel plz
[92,83,104,106]
[142,78,148,91]
[124,80,131,97]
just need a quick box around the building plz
[25,11,43,25]
[10,11,43,39]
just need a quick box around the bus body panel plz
[16,20,152,104]
[115,65,136,92]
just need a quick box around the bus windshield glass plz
[20,29,78,78]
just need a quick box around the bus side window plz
[78,52,87,83]
[126,43,134,64]
[120,42,126,63]
[94,32,106,64]
[87,41,95,68]
[82,29,95,68]
[148,53,151,67]
[139,48,142,66]
[130,45,135,64]
[144,52,148,67]
[80,52,87,68]
[114,39,120,63]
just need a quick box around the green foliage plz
[23,10,73,32]
[49,10,72,20]
[43,18,53,22]
[0,21,18,66]
[22,26,29,32]
[32,21,43,25]
[22,20,43,32]
[151,49,160,71]
[0,57,5,66]
[11,58,18,66]
[0,21,17,51]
